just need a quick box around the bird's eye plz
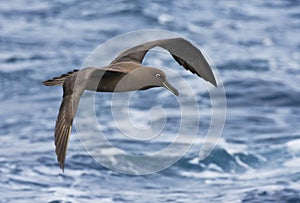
[155,73,161,78]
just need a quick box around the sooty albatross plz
[43,37,217,171]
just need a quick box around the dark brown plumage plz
[43,37,217,171]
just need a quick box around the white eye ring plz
[155,73,161,78]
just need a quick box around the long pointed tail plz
[42,69,79,86]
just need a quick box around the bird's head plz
[140,68,179,96]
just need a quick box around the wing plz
[54,67,126,171]
[110,38,217,87]
[54,71,87,171]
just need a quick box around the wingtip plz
[59,159,65,173]
[61,166,65,173]
[205,66,218,87]
[211,79,218,87]
[55,149,65,173]
[204,74,217,87]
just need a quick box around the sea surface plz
[1,0,300,202]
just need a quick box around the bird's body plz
[43,37,217,171]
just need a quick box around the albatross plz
[43,38,217,171]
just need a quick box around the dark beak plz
[162,80,179,96]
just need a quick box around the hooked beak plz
[162,80,179,96]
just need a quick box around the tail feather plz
[43,69,79,86]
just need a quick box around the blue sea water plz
[1,0,300,202]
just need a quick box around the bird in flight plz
[43,38,217,171]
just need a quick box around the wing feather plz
[110,38,217,86]
[54,72,86,171]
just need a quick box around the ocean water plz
[1,0,300,202]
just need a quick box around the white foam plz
[286,139,300,153]
[284,157,300,168]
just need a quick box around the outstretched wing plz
[54,72,86,171]
[54,68,126,171]
[110,38,217,87]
